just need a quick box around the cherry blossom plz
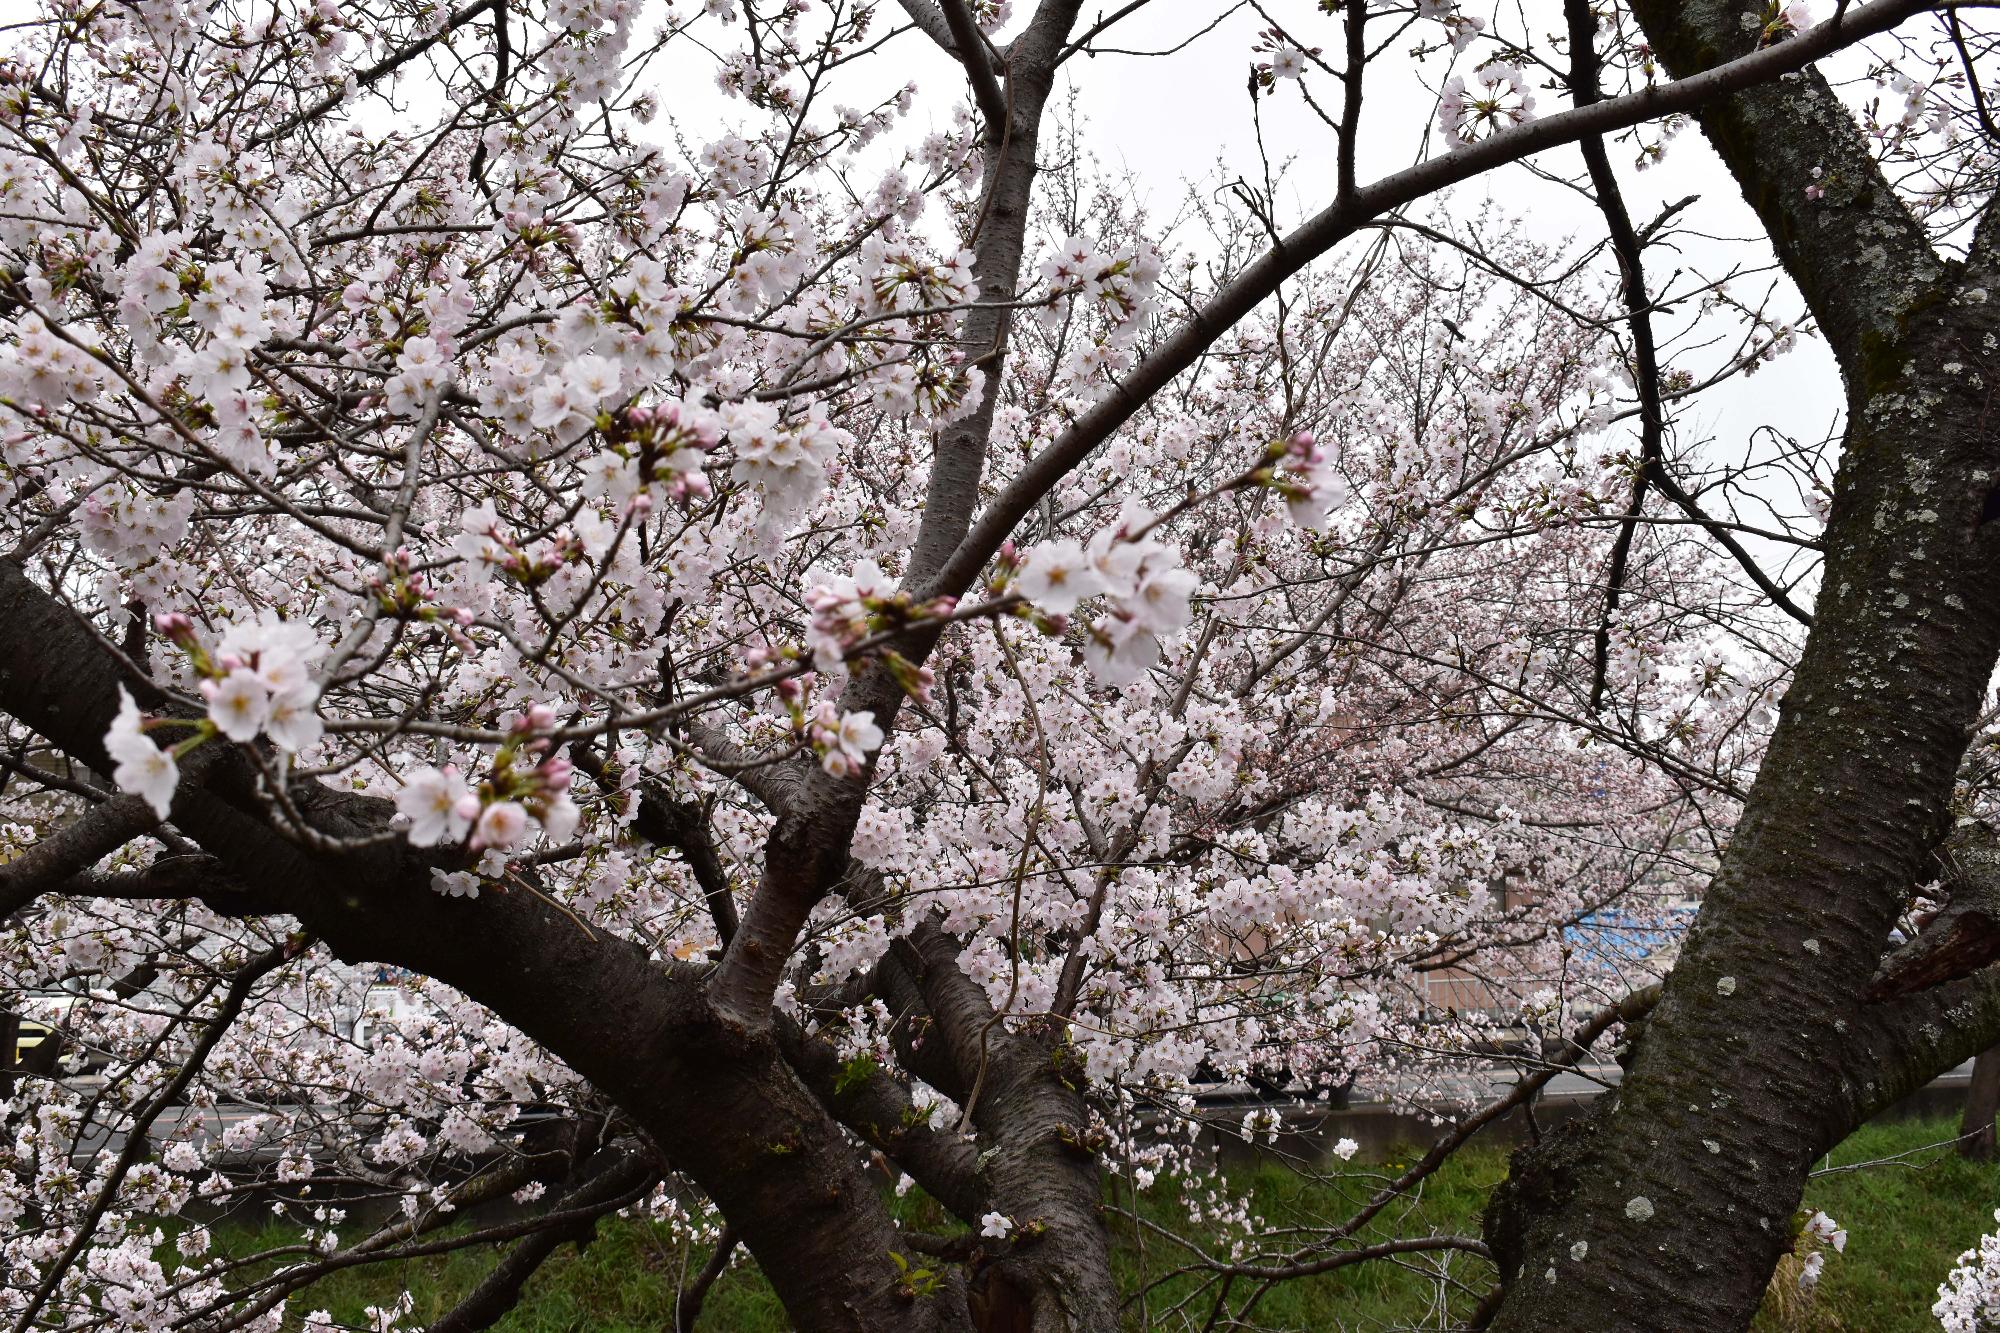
[105,689,178,818]
[1015,538,1107,614]
[395,766,474,847]
[1937,1210,2000,1332]
[0,0,1983,1328]
[1439,63,1538,148]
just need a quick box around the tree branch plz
[674,1225,739,1333]
[937,0,1008,130]
[572,746,739,947]
[776,1011,990,1222]
[1869,820,2000,998]
[1625,0,1943,381]
[924,0,1946,605]
[427,1147,659,1333]
[1570,0,1672,710]
[0,791,161,921]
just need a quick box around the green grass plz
[1756,1118,2000,1332]
[187,1116,1999,1331]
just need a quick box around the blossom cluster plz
[394,707,580,852]
[1439,63,1537,149]
[1937,1210,2000,1332]
[1016,520,1197,687]
[101,612,327,817]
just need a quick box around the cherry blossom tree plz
[0,0,1994,1330]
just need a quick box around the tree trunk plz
[901,927,1121,1333]
[1961,1046,2000,1162]
[1487,259,2000,1331]
[1484,4,2000,1328]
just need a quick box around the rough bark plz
[1486,5,2000,1328]
[1488,273,2000,1328]
[1870,823,2000,999]
[901,924,1121,1332]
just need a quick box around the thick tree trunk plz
[1961,1046,2000,1162]
[1488,278,2000,1331]
[901,926,1121,1333]
[1484,5,2000,1327]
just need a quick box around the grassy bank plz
[191,1115,1999,1331]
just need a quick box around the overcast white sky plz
[1053,2,1843,557]
[647,0,1864,586]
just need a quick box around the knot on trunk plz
[1481,1104,1608,1296]
[1869,819,2000,1000]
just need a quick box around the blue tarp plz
[1563,903,1696,968]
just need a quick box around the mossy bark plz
[1487,5,2000,1328]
